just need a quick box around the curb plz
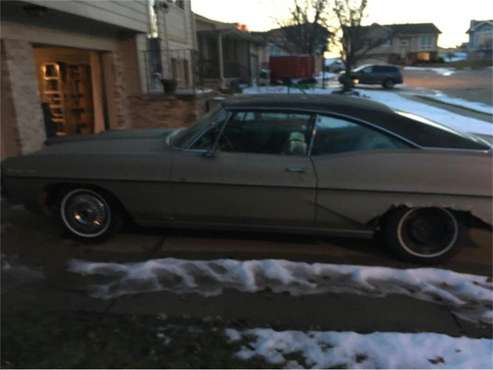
[413,95,493,118]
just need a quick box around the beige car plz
[2,95,492,262]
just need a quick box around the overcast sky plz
[192,0,492,51]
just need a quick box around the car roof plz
[223,94,393,115]
[221,94,489,150]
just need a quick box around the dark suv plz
[339,64,403,89]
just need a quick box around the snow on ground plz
[1,254,44,291]
[415,92,493,115]
[68,258,493,323]
[241,86,493,136]
[404,66,456,76]
[225,328,493,369]
[360,89,493,136]
[315,72,337,81]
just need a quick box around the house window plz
[420,35,434,50]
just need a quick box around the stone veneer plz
[1,39,46,158]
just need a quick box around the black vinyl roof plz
[222,94,489,150]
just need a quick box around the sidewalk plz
[3,266,492,339]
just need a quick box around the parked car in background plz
[325,58,345,72]
[339,64,403,89]
[2,95,491,263]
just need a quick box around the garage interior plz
[33,46,107,137]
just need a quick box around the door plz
[310,114,412,230]
[170,110,317,227]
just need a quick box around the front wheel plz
[382,79,395,89]
[59,188,122,241]
[383,207,461,263]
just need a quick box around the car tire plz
[58,188,123,241]
[383,207,461,263]
[382,79,395,89]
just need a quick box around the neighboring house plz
[254,23,330,76]
[194,13,263,89]
[359,23,441,65]
[466,20,493,61]
[1,0,150,158]
[149,0,197,92]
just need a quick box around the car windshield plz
[172,107,227,148]
[353,64,371,72]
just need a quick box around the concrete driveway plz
[2,201,491,277]
[2,201,492,339]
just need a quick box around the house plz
[148,0,197,92]
[466,20,493,61]
[358,23,441,65]
[194,13,264,89]
[1,0,207,160]
[1,0,150,159]
[254,23,330,77]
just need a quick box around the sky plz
[191,0,493,51]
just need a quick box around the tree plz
[273,0,331,55]
[333,0,392,91]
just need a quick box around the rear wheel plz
[59,188,122,241]
[383,207,461,263]
[382,79,395,89]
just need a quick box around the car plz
[2,95,491,262]
[325,59,345,73]
[338,64,403,89]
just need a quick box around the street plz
[402,67,493,105]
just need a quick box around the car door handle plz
[286,166,306,173]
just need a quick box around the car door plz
[358,66,374,84]
[310,114,413,231]
[170,110,317,228]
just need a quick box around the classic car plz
[2,94,491,262]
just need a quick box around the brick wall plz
[1,40,20,159]
[1,39,45,158]
[127,94,213,129]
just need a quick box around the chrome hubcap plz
[398,208,458,258]
[62,190,110,237]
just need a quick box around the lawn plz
[1,310,270,369]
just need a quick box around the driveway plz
[2,201,492,277]
[2,201,492,339]
[402,67,493,105]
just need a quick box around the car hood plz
[40,128,178,155]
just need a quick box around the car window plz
[361,66,373,73]
[182,109,228,150]
[380,66,398,73]
[218,111,312,156]
[312,115,409,155]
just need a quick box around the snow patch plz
[361,90,493,136]
[68,258,493,323]
[226,328,493,369]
